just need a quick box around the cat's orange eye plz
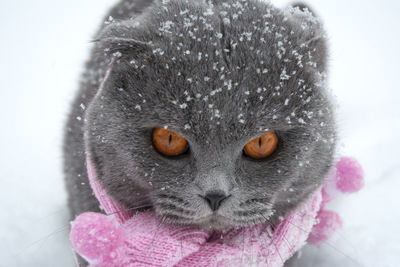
[152,128,188,156]
[244,131,278,159]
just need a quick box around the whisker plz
[239,186,365,266]
[180,231,184,259]
[283,210,364,262]
[175,226,191,259]
[248,227,254,266]
[271,238,284,265]
[333,229,362,259]
[106,203,153,216]
[323,241,365,267]
[19,225,70,254]
[264,217,293,257]
[241,228,245,266]
[154,201,194,215]
[285,220,364,267]
[36,207,69,222]
[146,215,166,258]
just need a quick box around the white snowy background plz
[1,0,399,266]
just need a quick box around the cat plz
[64,0,335,263]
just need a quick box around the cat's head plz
[85,0,336,230]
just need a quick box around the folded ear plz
[83,23,153,181]
[93,22,152,64]
[285,2,328,73]
[98,37,150,60]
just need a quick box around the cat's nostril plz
[202,191,229,211]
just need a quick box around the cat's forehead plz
[141,6,322,124]
[150,0,298,63]
[114,0,329,143]
[142,64,325,144]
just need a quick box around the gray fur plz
[64,0,336,235]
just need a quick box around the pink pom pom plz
[308,209,342,245]
[70,212,124,265]
[335,157,364,193]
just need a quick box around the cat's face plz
[86,0,335,230]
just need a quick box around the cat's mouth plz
[153,193,275,230]
[159,210,239,230]
[193,213,236,230]
[192,210,271,230]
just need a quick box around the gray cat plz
[64,0,335,264]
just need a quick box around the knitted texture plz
[71,211,210,267]
[71,188,321,267]
[307,157,364,245]
[70,156,364,266]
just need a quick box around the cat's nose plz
[202,191,229,211]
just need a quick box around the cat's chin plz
[161,212,236,231]
[161,211,272,231]
[194,214,236,231]
[193,213,268,231]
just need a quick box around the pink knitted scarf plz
[70,150,363,266]
[69,60,364,266]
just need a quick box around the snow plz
[0,0,399,266]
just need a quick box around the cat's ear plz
[285,2,327,72]
[96,37,150,60]
[93,23,152,62]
